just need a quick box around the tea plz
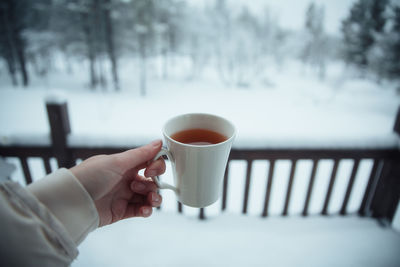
[171,128,227,145]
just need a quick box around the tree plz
[374,5,400,80]
[50,0,100,89]
[51,0,122,91]
[27,0,56,78]
[232,7,262,87]
[301,2,327,79]
[0,0,30,87]
[341,0,388,71]
[0,2,18,86]
[155,0,184,79]
[370,0,388,33]
[103,0,120,91]
[131,0,156,96]
[181,4,211,80]
[211,0,233,85]
[210,1,264,87]
[387,6,400,79]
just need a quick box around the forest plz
[0,0,399,94]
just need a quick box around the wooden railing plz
[1,102,400,223]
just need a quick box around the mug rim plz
[162,113,236,148]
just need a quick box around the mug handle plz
[151,147,178,193]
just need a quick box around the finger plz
[130,194,147,204]
[131,178,158,194]
[144,158,166,178]
[124,204,153,219]
[148,191,162,207]
[130,192,161,207]
[121,167,140,180]
[115,140,162,173]
[134,162,148,171]
[133,157,165,172]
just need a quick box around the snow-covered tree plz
[211,0,233,85]
[231,7,263,87]
[210,1,267,87]
[301,2,327,79]
[0,0,31,86]
[154,0,185,79]
[384,5,400,80]
[130,0,157,96]
[341,0,388,71]
[368,4,400,82]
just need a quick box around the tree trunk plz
[81,12,98,89]
[139,35,147,97]
[89,55,97,89]
[162,47,168,80]
[92,0,105,90]
[103,0,119,91]
[97,59,107,90]
[14,28,28,87]
[5,54,18,86]
[0,1,19,86]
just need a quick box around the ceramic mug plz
[151,113,235,208]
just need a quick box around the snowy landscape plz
[1,0,400,266]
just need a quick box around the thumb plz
[115,140,162,173]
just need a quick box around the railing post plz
[242,159,253,214]
[369,160,400,223]
[178,202,183,213]
[262,160,275,217]
[283,159,297,216]
[358,159,381,216]
[369,107,400,223]
[221,161,230,212]
[302,159,318,216]
[199,208,205,220]
[340,159,360,215]
[46,100,74,168]
[394,106,400,135]
[322,160,339,215]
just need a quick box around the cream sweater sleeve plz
[28,168,99,244]
[0,168,99,266]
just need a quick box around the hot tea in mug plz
[151,113,235,208]
[170,128,228,145]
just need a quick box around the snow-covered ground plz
[1,58,400,266]
[1,59,399,149]
[72,213,400,267]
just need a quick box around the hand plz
[70,140,165,227]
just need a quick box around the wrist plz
[69,155,117,201]
[69,165,94,199]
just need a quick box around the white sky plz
[245,0,357,35]
[193,0,358,35]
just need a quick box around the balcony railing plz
[1,102,399,224]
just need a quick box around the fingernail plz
[132,182,146,191]
[143,207,151,216]
[146,170,157,177]
[151,139,161,147]
[152,193,160,202]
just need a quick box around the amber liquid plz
[171,128,228,145]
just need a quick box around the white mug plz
[152,113,236,208]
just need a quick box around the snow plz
[1,60,399,149]
[45,90,68,105]
[1,57,400,266]
[195,0,357,35]
[1,0,400,264]
[5,153,400,266]
[72,212,400,267]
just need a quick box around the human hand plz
[70,140,165,227]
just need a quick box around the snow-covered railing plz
[1,102,400,224]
